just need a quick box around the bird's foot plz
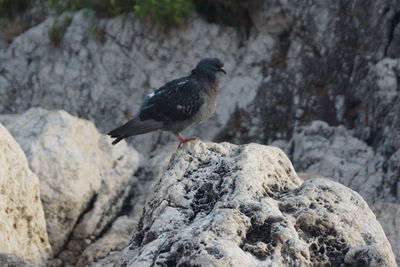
[176,134,197,148]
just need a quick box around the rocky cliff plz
[1,0,400,264]
[0,110,396,266]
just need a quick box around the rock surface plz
[371,202,400,265]
[0,108,140,263]
[286,120,400,263]
[288,121,384,202]
[0,0,398,210]
[76,143,177,267]
[75,216,135,267]
[0,123,51,264]
[1,0,400,263]
[1,1,399,162]
[117,141,396,266]
[0,253,36,267]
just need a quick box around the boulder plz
[0,108,140,260]
[0,123,51,264]
[288,121,385,202]
[287,121,400,263]
[117,141,395,266]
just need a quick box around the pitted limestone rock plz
[117,141,395,266]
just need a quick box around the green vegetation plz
[1,0,255,31]
[47,0,134,17]
[0,0,32,42]
[45,0,194,27]
[55,0,193,27]
[87,24,106,44]
[134,0,194,28]
[0,0,258,48]
[0,0,30,19]
[48,16,72,47]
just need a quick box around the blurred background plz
[0,0,399,265]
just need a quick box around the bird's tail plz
[108,117,163,145]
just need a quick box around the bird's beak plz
[220,67,227,75]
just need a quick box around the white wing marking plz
[177,80,187,86]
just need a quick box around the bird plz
[108,58,226,147]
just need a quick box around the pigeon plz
[108,58,226,146]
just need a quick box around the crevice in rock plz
[115,178,138,217]
[92,178,137,241]
[128,204,149,249]
[54,193,98,258]
[384,11,400,57]
[150,239,173,267]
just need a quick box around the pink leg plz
[176,134,197,148]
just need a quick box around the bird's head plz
[196,58,227,75]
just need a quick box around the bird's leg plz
[176,133,197,148]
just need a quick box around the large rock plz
[287,121,400,263]
[0,123,51,264]
[76,143,177,266]
[0,108,140,262]
[288,121,384,202]
[117,141,396,266]
[1,0,400,262]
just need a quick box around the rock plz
[287,121,400,264]
[371,202,400,265]
[383,148,400,201]
[76,143,177,266]
[0,253,36,267]
[0,123,51,264]
[75,216,135,267]
[0,0,398,191]
[1,0,400,262]
[0,8,274,153]
[0,108,140,261]
[129,143,178,223]
[86,252,122,267]
[117,141,395,266]
[288,121,385,202]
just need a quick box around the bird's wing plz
[139,78,204,122]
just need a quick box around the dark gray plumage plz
[108,58,226,146]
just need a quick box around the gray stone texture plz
[117,141,396,267]
[1,0,400,264]
[0,108,139,264]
